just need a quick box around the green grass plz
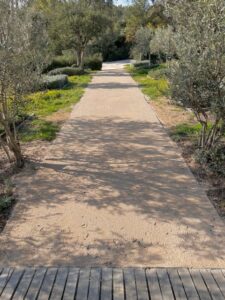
[20,119,60,142]
[25,75,91,117]
[19,74,91,142]
[126,64,170,100]
[170,123,202,142]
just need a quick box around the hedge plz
[48,67,85,76]
[84,57,102,70]
[40,75,69,90]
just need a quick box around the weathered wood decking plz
[0,267,225,299]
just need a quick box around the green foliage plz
[44,54,77,72]
[125,0,152,42]
[195,146,225,176]
[150,26,176,60]
[48,67,85,76]
[41,75,69,90]
[84,56,103,70]
[20,119,59,142]
[132,27,153,60]
[167,0,225,150]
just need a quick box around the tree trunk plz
[76,49,84,70]
[4,124,24,168]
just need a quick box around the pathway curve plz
[1,61,225,267]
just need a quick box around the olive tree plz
[132,27,153,61]
[61,0,111,69]
[165,0,225,150]
[150,26,176,61]
[0,1,48,167]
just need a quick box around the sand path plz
[0,61,225,267]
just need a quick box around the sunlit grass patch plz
[125,64,170,100]
[20,74,91,141]
[19,119,60,142]
[170,123,202,142]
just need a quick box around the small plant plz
[0,179,14,213]
[0,195,14,212]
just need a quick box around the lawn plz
[19,74,91,142]
[125,64,170,100]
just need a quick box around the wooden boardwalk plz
[0,267,225,299]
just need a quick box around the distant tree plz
[150,26,176,60]
[125,0,152,42]
[60,0,111,69]
[0,1,48,167]
[132,27,153,60]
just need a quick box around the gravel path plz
[0,61,225,267]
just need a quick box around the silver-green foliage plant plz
[61,0,111,69]
[150,25,176,60]
[132,27,153,61]
[0,0,48,167]
[166,0,225,150]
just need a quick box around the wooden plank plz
[101,268,112,300]
[200,269,224,300]
[12,268,36,300]
[146,269,162,300]
[88,268,101,300]
[123,268,137,300]
[63,268,79,300]
[25,268,47,300]
[0,268,13,296]
[157,269,174,300]
[0,268,24,300]
[37,268,57,300]
[76,268,90,300]
[167,269,187,300]
[178,268,199,300]
[113,268,124,300]
[189,269,211,300]
[211,269,225,298]
[49,267,68,300]
[134,268,149,300]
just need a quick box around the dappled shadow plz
[0,116,225,267]
[88,82,138,90]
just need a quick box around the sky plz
[114,0,131,6]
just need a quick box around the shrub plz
[84,57,102,70]
[195,146,225,176]
[48,67,85,76]
[133,61,150,68]
[40,75,68,90]
[44,55,77,73]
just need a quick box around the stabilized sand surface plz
[1,61,225,267]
